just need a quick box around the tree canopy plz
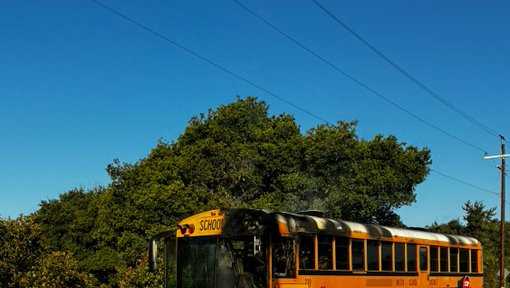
[1,97,432,285]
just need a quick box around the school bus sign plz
[176,209,224,237]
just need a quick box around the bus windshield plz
[177,236,266,288]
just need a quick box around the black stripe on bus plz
[298,270,418,276]
[298,270,483,277]
[429,272,483,277]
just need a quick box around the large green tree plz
[29,97,430,285]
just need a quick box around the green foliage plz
[117,257,163,288]
[302,124,430,225]
[0,216,45,287]
[428,219,465,235]
[36,188,101,255]
[3,97,431,285]
[23,251,97,288]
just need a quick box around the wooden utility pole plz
[484,135,508,288]
[500,136,506,288]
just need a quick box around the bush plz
[23,251,97,288]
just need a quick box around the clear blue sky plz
[1,0,508,227]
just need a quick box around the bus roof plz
[277,211,479,246]
[221,209,480,247]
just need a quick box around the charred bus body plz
[150,209,482,288]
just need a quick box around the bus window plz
[352,239,365,271]
[272,237,296,278]
[407,244,417,272]
[460,249,469,272]
[450,248,459,272]
[419,247,428,271]
[299,236,315,270]
[215,240,235,288]
[367,240,379,271]
[335,237,349,270]
[381,242,393,271]
[440,247,448,272]
[430,246,439,272]
[225,237,267,288]
[178,238,217,288]
[318,236,333,270]
[164,237,177,287]
[395,243,405,272]
[471,250,478,272]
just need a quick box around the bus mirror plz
[254,236,262,256]
[148,239,158,272]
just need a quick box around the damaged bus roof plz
[222,209,480,247]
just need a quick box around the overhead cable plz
[89,0,332,125]
[311,0,501,138]
[232,0,489,154]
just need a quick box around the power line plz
[311,0,501,138]
[430,168,499,197]
[233,0,501,204]
[91,0,489,154]
[431,168,510,208]
[88,0,332,126]
[89,0,499,209]
[231,0,488,154]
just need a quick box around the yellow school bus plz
[149,208,482,288]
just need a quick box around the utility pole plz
[484,135,508,288]
[500,136,506,288]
